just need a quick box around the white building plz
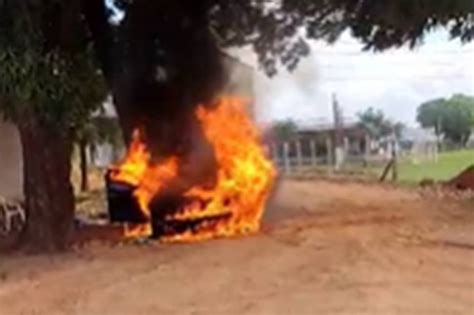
[399,127,438,163]
[0,120,23,200]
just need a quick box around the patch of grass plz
[281,149,473,186]
[396,149,474,184]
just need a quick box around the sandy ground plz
[0,179,473,315]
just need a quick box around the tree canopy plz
[210,0,474,75]
[417,94,474,146]
[271,119,299,142]
[0,1,106,128]
[91,0,474,77]
[357,107,403,140]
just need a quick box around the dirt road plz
[1,180,473,314]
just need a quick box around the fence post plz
[364,134,371,165]
[283,141,290,175]
[343,137,350,165]
[310,139,317,167]
[326,137,333,166]
[391,135,398,181]
[295,139,303,168]
[271,143,278,162]
[343,137,349,152]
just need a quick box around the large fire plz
[109,96,276,242]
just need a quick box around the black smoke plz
[110,0,228,225]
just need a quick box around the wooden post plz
[310,139,317,167]
[343,136,350,164]
[79,137,89,192]
[271,143,278,162]
[283,141,290,175]
[326,137,333,166]
[295,139,303,168]
[379,159,394,182]
[364,134,371,166]
[391,135,398,181]
[343,137,349,152]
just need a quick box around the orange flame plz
[110,96,276,242]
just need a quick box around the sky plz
[234,30,474,127]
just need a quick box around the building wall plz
[0,121,23,200]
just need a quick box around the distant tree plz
[416,98,446,138]
[417,94,474,147]
[357,107,400,140]
[393,122,406,139]
[271,119,299,142]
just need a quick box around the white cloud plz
[236,30,474,127]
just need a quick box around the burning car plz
[106,97,276,242]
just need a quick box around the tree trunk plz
[17,111,75,252]
[79,137,89,192]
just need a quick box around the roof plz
[296,118,359,133]
[400,127,437,143]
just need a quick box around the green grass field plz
[396,149,474,184]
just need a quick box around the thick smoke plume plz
[114,0,227,216]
